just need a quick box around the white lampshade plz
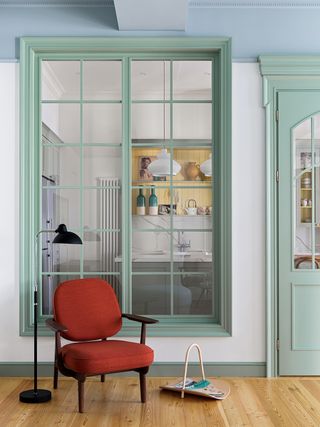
[148,149,181,177]
[200,154,212,177]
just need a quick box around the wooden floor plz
[1,376,320,426]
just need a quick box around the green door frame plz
[20,37,232,337]
[260,56,320,376]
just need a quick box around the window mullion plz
[80,59,84,279]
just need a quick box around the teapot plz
[184,199,197,215]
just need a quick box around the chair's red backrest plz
[54,278,122,341]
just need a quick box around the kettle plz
[184,199,197,215]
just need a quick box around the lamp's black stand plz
[19,287,51,403]
[19,224,82,404]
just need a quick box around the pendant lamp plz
[148,148,181,177]
[200,154,212,177]
[147,61,181,177]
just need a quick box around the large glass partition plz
[40,58,214,318]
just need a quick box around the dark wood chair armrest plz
[122,313,158,324]
[122,313,158,344]
[46,318,68,333]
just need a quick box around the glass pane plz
[132,187,173,217]
[132,231,170,261]
[42,145,80,186]
[42,188,80,230]
[131,104,170,140]
[173,188,212,223]
[53,244,81,273]
[83,231,121,273]
[173,104,211,140]
[83,104,122,144]
[173,275,193,314]
[174,274,212,315]
[173,61,212,101]
[132,215,170,231]
[41,274,80,316]
[132,275,171,315]
[42,104,80,143]
[131,146,171,184]
[172,230,212,262]
[83,188,121,230]
[131,61,170,101]
[41,241,81,274]
[83,147,122,187]
[132,254,170,274]
[41,61,80,101]
[83,61,122,100]
[173,148,212,183]
[294,118,312,269]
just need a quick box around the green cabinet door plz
[279,91,320,375]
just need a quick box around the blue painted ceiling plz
[1,0,320,60]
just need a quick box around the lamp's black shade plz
[52,224,82,245]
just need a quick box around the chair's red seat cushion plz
[61,340,154,375]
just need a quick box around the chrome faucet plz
[177,231,191,252]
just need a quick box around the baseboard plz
[0,362,266,377]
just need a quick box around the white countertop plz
[115,250,212,262]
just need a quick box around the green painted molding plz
[20,37,231,53]
[259,56,320,76]
[0,362,266,377]
[259,55,320,377]
[20,36,232,337]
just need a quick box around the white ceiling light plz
[148,61,181,177]
[200,154,212,177]
[148,149,181,177]
[114,0,188,31]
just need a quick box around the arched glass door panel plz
[293,114,320,270]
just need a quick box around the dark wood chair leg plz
[100,338,107,383]
[53,363,58,389]
[78,379,85,413]
[139,371,147,403]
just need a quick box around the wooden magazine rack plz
[160,343,230,400]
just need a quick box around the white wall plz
[0,62,265,363]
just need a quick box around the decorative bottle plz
[148,186,158,216]
[136,188,146,215]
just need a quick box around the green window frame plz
[20,37,232,337]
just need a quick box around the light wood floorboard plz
[1,377,320,426]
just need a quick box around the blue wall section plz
[1,5,320,60]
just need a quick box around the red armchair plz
[46,278,158,413]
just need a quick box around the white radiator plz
[98,177,121,301]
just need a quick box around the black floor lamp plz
[19,224,82,404]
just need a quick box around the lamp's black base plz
[19,389,52,403]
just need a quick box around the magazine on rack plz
[160,377,230,400]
